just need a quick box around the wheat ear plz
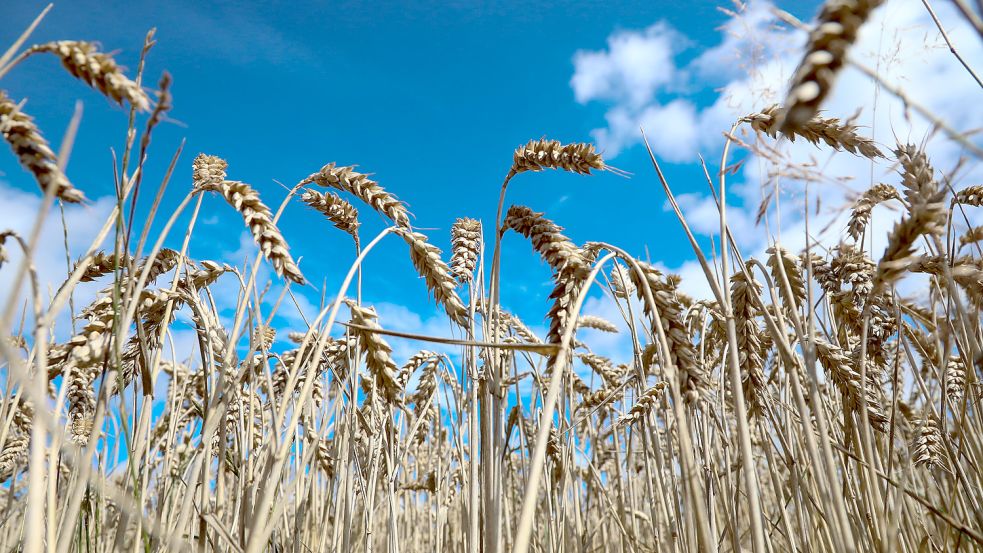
[25,41,151,111]
[509,138,608,178]
[193,154,305,285]
[781,0,885,132]
[743,104,882,158]
[301,162,410,228]
[393,228,469,326]
[450,217,482,284]
[0,91,85,202]
[847,183,901,240]
[302,188,361,243]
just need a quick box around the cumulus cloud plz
[574,0,983,300]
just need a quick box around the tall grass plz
[1,3,982,552]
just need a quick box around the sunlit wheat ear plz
[578,353,623,385]
[730,270,765,417]
[503,205,589,273]
[743,104,882,159]
[610,261,635,298]
[616,382,667,427]
[508,138,614,177]
[346,301,401,404]
[954,185,983,207]
[910,417,947,470]
[450,217,482,284]
[813,338,888,430]
[302,188,360,242]
[191,153,228,190]
[0,92,85,203]
[946,355,966,405]
[193,154,305,285]
[847,183,901,241]
[398,350,439,393]
[300,162,410,228]
[76,250,129,281]
[895,143,939,207]
[766,246,806,311]
[393,228,468,326]
[780,0,884,133]
[873,198,945,293]
[0,435,29,483]
[629,262,705,402]
[576,315,618,333]
[960,226,983,248]
[25,41,151,111]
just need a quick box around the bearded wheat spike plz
[193,155,304,285]
[509,139,607,177]
[0,91,86,203]
[946,355,966,406]
[26,41,151,111]
[346,301,401,404]
[192,154,228,190]
[954,185,983,207]
[814,338,888,430]
[895,144,939,207]
[910,418,946,470]
[873,198,946,293]
[450,218,482,284]
[503,205,589,274]
[393,228,469,326]
[578,353,623,385]
[743,104,882,159]
[0,435,29,483]
[610,262,635,299]
[576,315,619,333]
[781,0,885,132]
[398,350,439,391]
[847,183,902,240]
[301,162,410,228]
[960,226,983,248]
[767,245,807,310]
[630,262,705,402]
[731,270,766,416]
[302,189,361,242]
[617,383,668,427]
[77,250,129,282]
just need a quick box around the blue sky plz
[4,0,979,363]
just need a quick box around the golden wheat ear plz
[0,91,86,202]
[25,41,151,111]
[780,0,885,133]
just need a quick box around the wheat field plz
[1,2,982,552]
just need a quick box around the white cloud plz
[571,22,685,108]
[575,0,983,298]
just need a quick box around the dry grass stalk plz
[25,41,151,111]
[743,104,882,158]
[0,91,85,202]
[780,0,885,132]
